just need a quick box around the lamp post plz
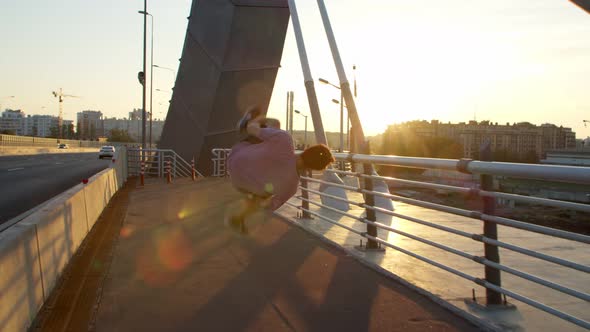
[294,110,308,148]
[138,2,148,154]
[138,10,153,148]
[319,78,344,153]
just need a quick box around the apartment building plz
[0,109,25,135]
[77,110,104,140]
[387,120,576,159]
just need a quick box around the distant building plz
[103,116,165,143]
[385,120,576,160]
[77,110,104,140]
[0,109,25,135]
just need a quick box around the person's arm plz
[246,114,265,137]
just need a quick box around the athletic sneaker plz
[225,214,248,235]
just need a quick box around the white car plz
[58,143,69,149]
[99,146,116,159]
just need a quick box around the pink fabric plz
[227,128,299,211]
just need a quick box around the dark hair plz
[301,144,335,170]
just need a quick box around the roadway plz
[0,152,110,225]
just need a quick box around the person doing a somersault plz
[226,106,334,234]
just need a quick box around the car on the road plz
[58,143,69,149]
[98,145,116,159]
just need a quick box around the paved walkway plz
[38,177,482,331]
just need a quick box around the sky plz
[1,0,589,138]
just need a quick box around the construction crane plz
[52,88,79,139]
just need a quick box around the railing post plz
[361,141,380,250]
[140,160,145,186]
[480,142,502,305]
[173,154,177,178]
[191,157,196,181]
[166,160,172,184]
[300,169,312,218]
[158,151,162,178]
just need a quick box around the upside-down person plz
[225,106,335,234]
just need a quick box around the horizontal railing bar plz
[296,196,365,221]
[300,187,363,207]
[364,217,590,301]
[284,202,364,235]
[481,214,590,244]
[480,237,590,273]
[362,204,474,238]
[325,168,357,177]
[360,173,473,194]
[363,233,590,329]
[363,234,477,282]
[365,203,590,272]
[483,281,590,329]
[333,153,590,185]
[364,219,474,260]
[361,188,590,244]
[480,190,590,213]
[301,176,359,192]
[302,187,586,276]
[360,188,477,218]
[480,258,590,302]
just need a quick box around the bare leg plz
[227,194,269,234]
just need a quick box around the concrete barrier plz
[0,147,127,331]
[20,185,89,296]
[0,224,44,332]
[0,146,98,156]
[84,169,113,229]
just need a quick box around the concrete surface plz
[276,177,590,331]
[90,177,482,331]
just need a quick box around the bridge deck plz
[33,177,479,331]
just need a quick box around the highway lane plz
[0,152,111,224]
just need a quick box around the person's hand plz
[246,114,265,136]
[249,113,265,124]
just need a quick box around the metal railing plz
[212,148,231,177]
[211,149,590,330]
[127,148,203,179]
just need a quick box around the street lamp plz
[294,110,308,148]
[137,3,148,154]
[153,64,176,81]
[331,98,349,149]
[138,10,153,148]
[318,77,344,153]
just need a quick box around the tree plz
[0,129,16,135]
[108,128,135,143]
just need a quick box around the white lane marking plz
[55,162,63,165]
[7,167,25,172]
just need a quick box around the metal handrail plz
[212,148,590,329]
[127,148,202,178]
